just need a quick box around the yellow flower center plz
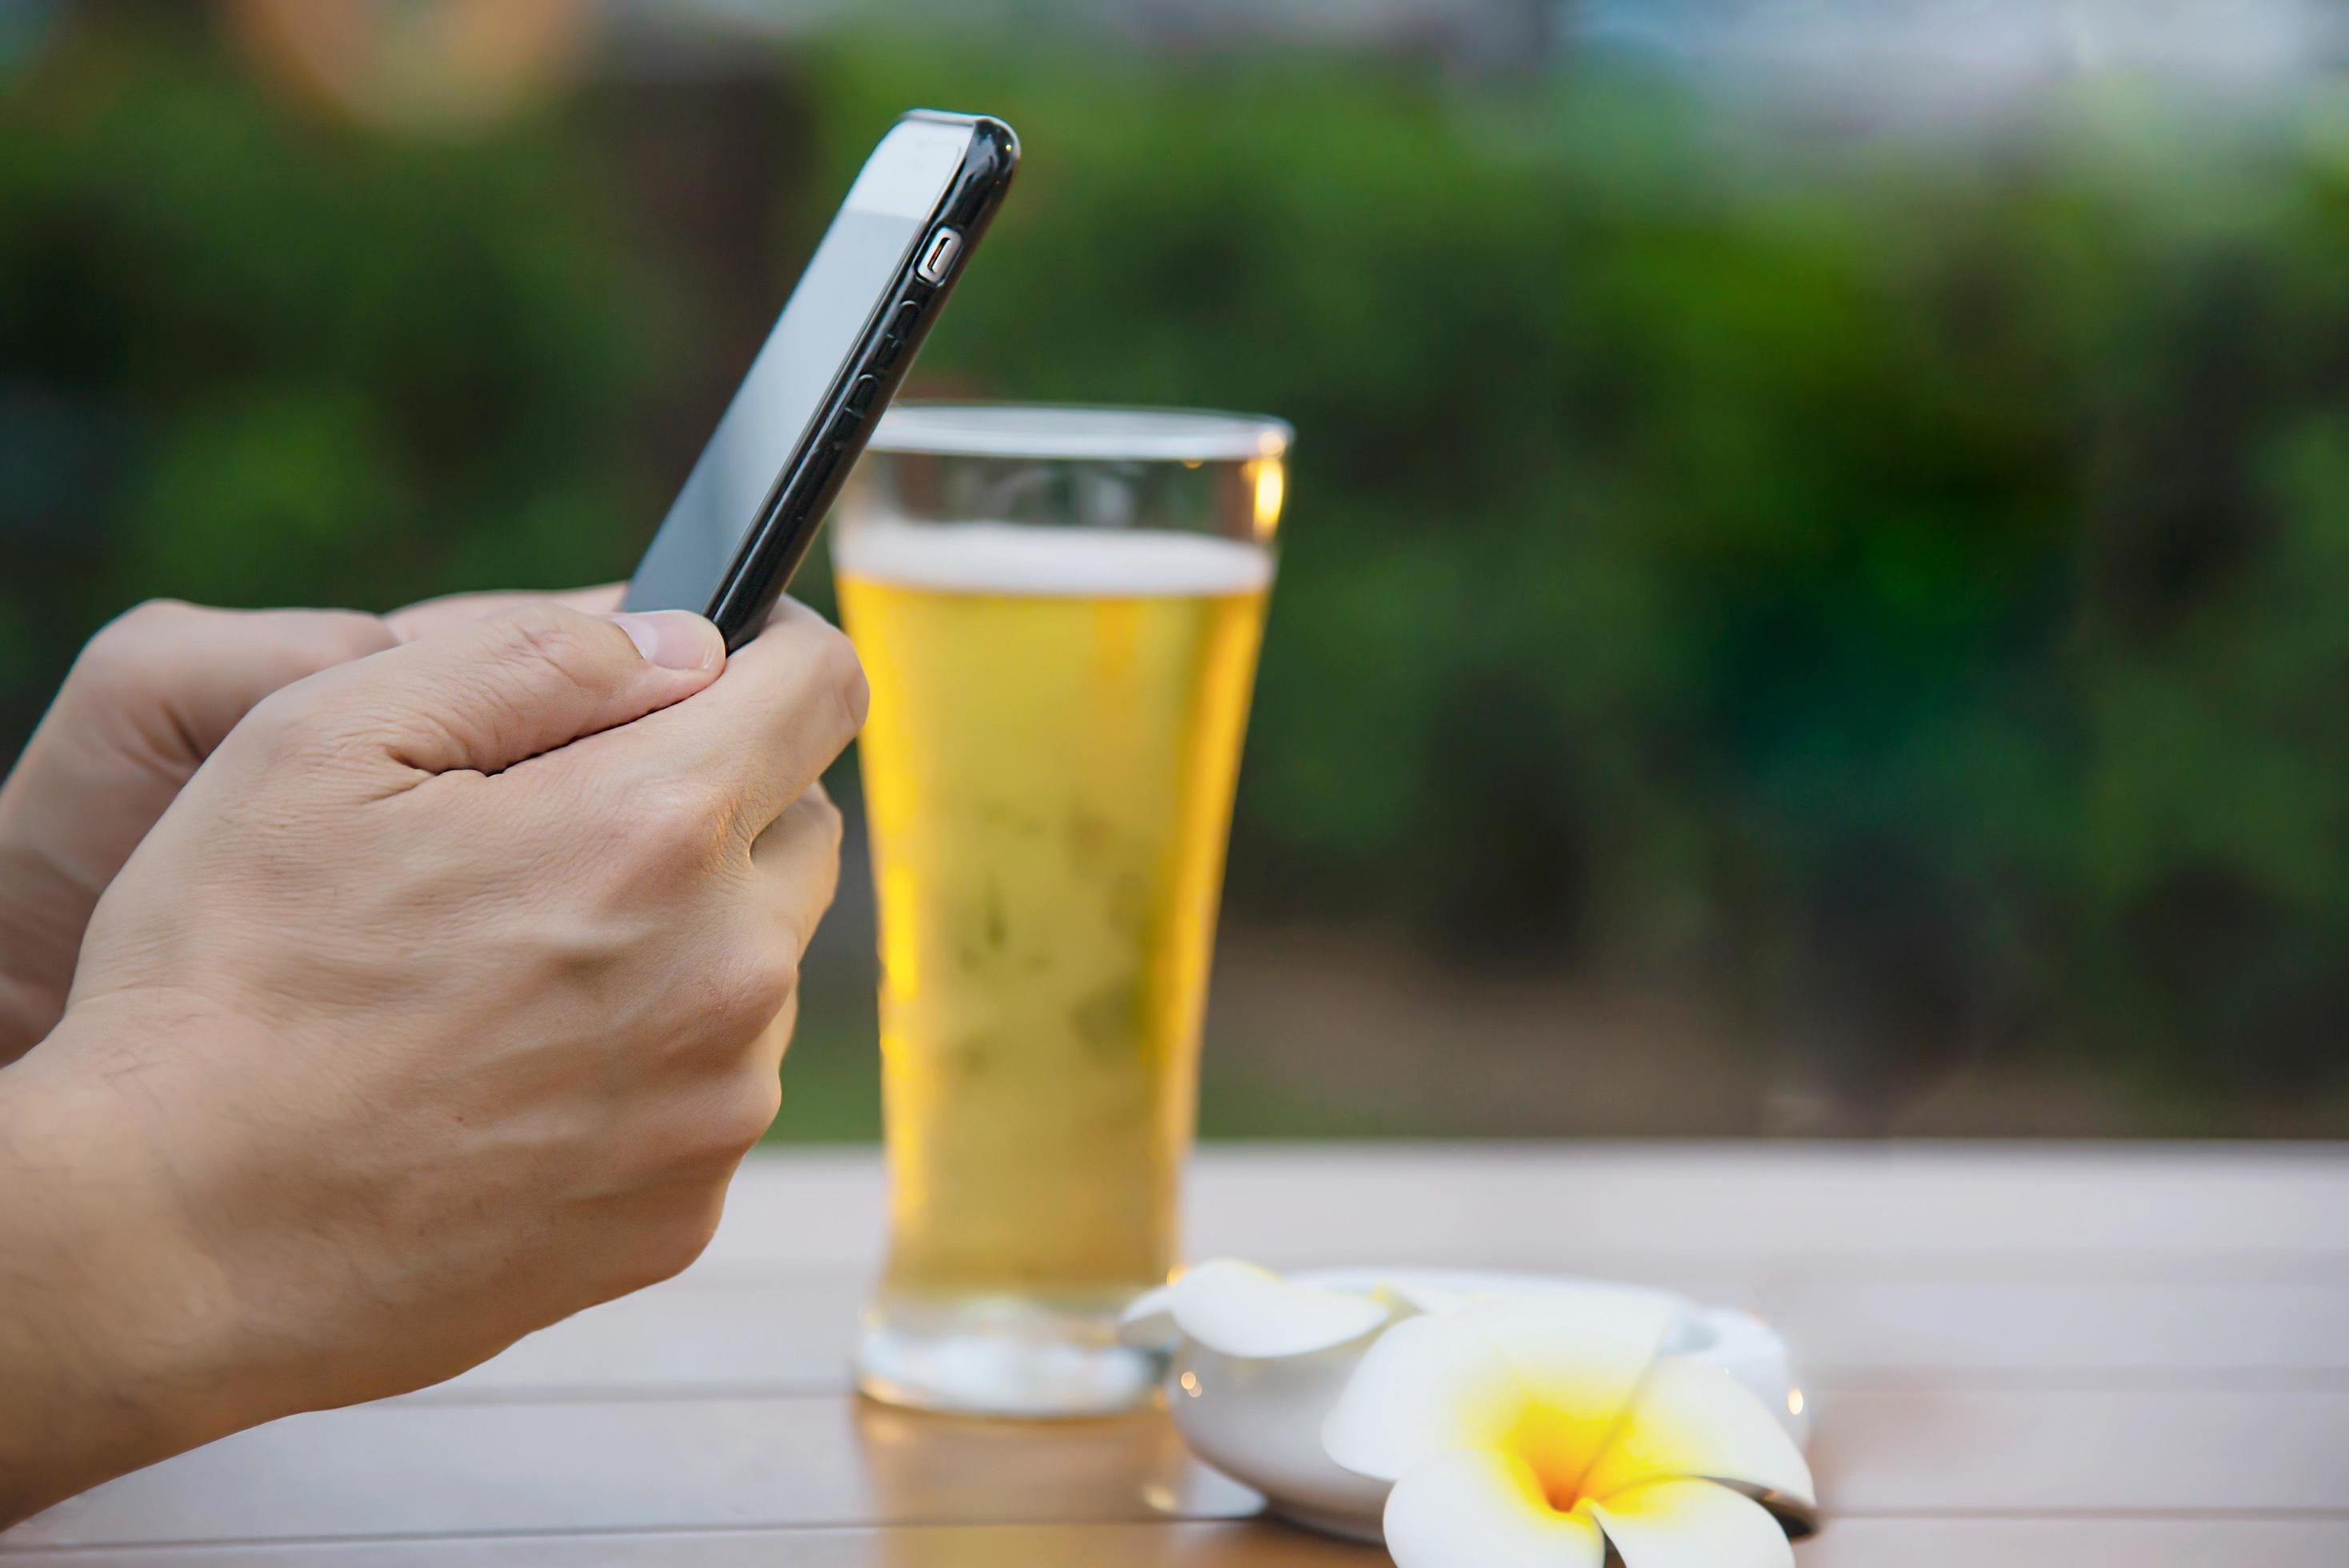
[1503,1398,1602,1514]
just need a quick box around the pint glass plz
[835,405,1289,1415]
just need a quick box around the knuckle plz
[70,599,204,694]
[690,936,798,1046]
[108,598,203,641]
[488,605,621,688]
[806,623,868,736]
[306,610,400,667]
[238,678,334,759]
[237,673,406,782]
[628,1194,726,1290]
[106,597,198,634]
[666,1068,781,1174]
[677,1194,728,1265]
[799,782,845,848]
[711,1069,783,1157]
[605,776,726,874]
[750,936,802,1014]
[523,910,629,988]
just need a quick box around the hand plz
[0,598,860,1522]
[0,602,395,1061]
[0,587,621,1065]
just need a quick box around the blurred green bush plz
[0,32,667,700]
[6,25,2348,1100]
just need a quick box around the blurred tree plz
[5,18,2347,1122]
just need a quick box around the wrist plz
[0,1031,265,1524]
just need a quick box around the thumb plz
[313,603,725,779]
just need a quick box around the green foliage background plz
[6,23,2349,1116]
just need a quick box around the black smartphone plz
[622,111,1018,647]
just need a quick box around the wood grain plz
[1751,1276,2349,1382]
[403,1267,2349,1406]
[8,1519,2349,1566]
[14,1382,2347,1550]
[5,1144,2347,1566]
[697,1145,2349,1278]
[414,1278,862,1401]
[1798,1518,2349,1568]
[0,1522,1383,1565]
[1815,1387,2349,1514]
[4,1398,1259,1550]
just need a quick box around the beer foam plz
[834,519,1274,598]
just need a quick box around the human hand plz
[0,598,858,1520]
[0,602,396,1061]
[0,586,620,1064]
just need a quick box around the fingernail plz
[605,611,722,671]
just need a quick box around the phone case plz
[706,113,1020,647]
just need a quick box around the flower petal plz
[1589,1478,1794,1568]
[1322,1311,1527,1482]
[1384,1449,1608,1568]
[1322,1293,1679,1486]
[1469,1292,1677,1405]
[1582,1359,1817,1510]
[1162,1258,1392,1359]
[1459,1293,1679,1498]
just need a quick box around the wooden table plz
[6,1143,2347,1564]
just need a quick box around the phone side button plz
[915,226,962,285]
[845,374,878,414]
[824,410,862,451]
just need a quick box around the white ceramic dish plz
[1123,1267,1807,1543]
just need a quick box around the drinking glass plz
[834,404,1290,1415]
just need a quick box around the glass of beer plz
[834,405,1289,1417]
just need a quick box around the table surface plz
[6,1142,2347,1565]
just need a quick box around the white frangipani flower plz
[1119,1260,1810,1553]
[1321,1298,1815,1568]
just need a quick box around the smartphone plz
[622,111,1018,646]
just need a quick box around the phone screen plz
[623,120,973,618]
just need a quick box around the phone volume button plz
[869,304,918,371]
[845,374,878,414]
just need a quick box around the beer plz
[838,403,1290,1416]
[838,521,1271,1318]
